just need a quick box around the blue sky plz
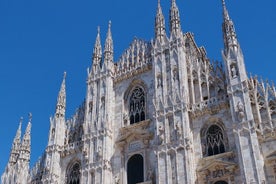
[0,0,275,174]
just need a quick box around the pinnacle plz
[222,0,230,21]
[14,118,22,142]
[222,0,226,7]
[28,112,32,123]
[108,20,111,30]
[63,71,67,80]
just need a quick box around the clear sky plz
[0,0,275,174]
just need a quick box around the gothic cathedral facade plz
[2,1,276,184]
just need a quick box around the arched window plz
[129,87,146,124]
[206,125,226,156]
[67,162,80,184]
[127,154,144,184]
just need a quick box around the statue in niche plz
[237,101,245,121]
[158,125,165,144]
[83,148,88,162]
[231,64,238,78]
[157,75,162,88]
[97,146,102,160]
[185,137,192,150]
[173,69,179,82]
[175,121,182,140]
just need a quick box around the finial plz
[20,117,23,124]
[171,0,176,5]
[97,26,100,34]
[157,0,163,12]
[222,0,230,21]
[108,21,112,29]
[63,71,67,80]
[28,113,32,123]
[222,0,226,7]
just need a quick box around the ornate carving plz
[198,152,237,184]
[114,174,120,184]
[116,119,152,149]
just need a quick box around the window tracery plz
[206,125,226,156]
[129,87,146,124]
[67,163,80,184]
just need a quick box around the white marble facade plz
[2,1,276,184]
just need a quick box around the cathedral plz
[2,0,276,183]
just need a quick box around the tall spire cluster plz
[155,0,166,41]
[3,1,271,184]
[154,0,182,42]
[2,114,32,184]
[91,21,114,75]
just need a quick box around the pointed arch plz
[66,161,81,184]
[201,119,228,157]
[124,79,148,125]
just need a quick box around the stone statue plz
[157,75,162,88]
[158,125,165,144]
[231,65,238,78]
[237,101,245,121]
[114,175,120,184]
[185,137,192,150]
[175,122,182,140]
[97,146,102,160]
